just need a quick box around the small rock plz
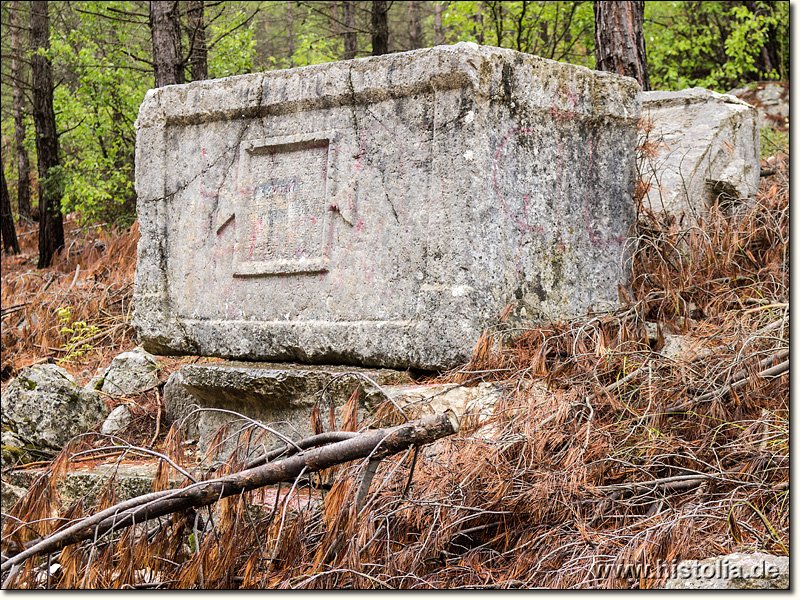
[661,552,788,589]
[1,364,108,450]
[1,479,28,513]
[101,404,133,436]
[1,430,29,467]
[101,347,159,396]
[660,335,712,361]
[387,382,503,426]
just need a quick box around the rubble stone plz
[1,364,108,450]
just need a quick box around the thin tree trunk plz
[186,0,207,81]
[30,0,64,268]
[408,1,423,49]
[593,0,650,91]
[1,166,21,254]
[286,1,295,65]
[149,1,184,87]
[434,2,444,45]
[371,0,389,56]
[10,0,32,222]
[342,0,357,59]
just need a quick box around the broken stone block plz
[101,404,133,436]
[729,81,789,131]
[163,369,200,438]
[172,362,411,458]
[100,347,159,396]
[386,382,502,427]
[7,462,179,510]
[642,87,760,216]
[1,364,108,450]
[134,42,640,370]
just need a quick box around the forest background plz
[0,1,790,241]
[0,2,790,589]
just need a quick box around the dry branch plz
[1,411,459,573]
[665,351,789,413]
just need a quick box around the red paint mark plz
[356,219,364,232]
[492,128,545,234]
[550,84,578,121]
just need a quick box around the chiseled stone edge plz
[133,43,641,368]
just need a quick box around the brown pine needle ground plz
[1,145,789,588]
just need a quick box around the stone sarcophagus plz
[134,43,640,370]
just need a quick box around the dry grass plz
[1,218,140,385]
[0,144,789,588]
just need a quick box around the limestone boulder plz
[0,364,108,450]
[100,347,159,396]
[642,87,759,216]
[661,552,788,589]
[386,382,502,427]
[133,42,640,370]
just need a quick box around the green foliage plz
[207,13,257,77]
[57,305,100,364]
[49,2,148,226]
[760,126,788,159]
[646,1,789,92]
[443,1,595,66]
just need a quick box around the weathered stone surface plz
[0,364,108,450]
[1,479,27,513]
[642,87,759,216]
[7,462,178,510]
[134,42,640,370]
[101,404,133,436]
[100,347,159,396]
[387,382,502,426]
[174,362,411,455]
[660,552,788,589]
[164,369,200,438]
[659,334,714,361]
[1,430,31,468]
[729,81,789,131]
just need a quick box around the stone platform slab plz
[170,361,411,456]
[134,42,640,369]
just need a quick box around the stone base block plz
[167,362,411,459]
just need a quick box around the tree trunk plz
[1,166,21,255]
[285,1,295,65]
[149,1,184,87]
[10,0,32,222]
[31,0,64,268]
[342,1,357,59]
[408,1,423,49]
[593,0,650,91]
[186,0,207,81]
[434,2,444,45]
[371,0,389,56]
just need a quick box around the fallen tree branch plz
[665,352,789,414]
[1,411,459,574]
